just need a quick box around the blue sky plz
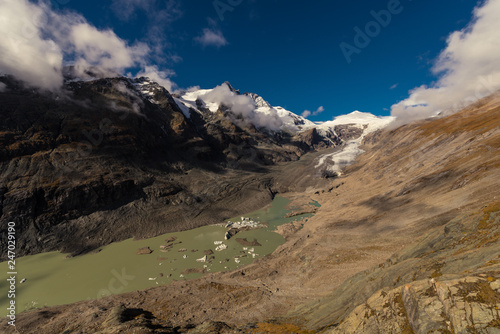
[1,0,489,121]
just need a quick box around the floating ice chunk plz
[215,244,228,251]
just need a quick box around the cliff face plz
[2,87,500,333]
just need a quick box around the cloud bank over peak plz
[391,0,500,123]
[135,65,176,92]
[201,83,283,130]
[0,0,149,91]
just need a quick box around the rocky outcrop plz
[326,274,500,333]
[292,128,334,151]
[328,275,500,334]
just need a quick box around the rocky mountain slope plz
[0,75,387,259]
[4,89,499,333]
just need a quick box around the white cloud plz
[315,106,325,115]
[195,28,228,48]
[0,0,64,90]
[391,0,500,123]
[202,84,255,115]
[0,0,150,91]
[390,83,398,90]
[187,85,201,92]
[302,110,311,118]
[112,81,144,115]
[71,23,148,72]
[135,65,176,92]
[302,106,325,118]
[201,84,283,130]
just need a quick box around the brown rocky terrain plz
[2,85,500,333]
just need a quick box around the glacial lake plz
[0,196,316,313]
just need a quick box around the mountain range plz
[1,74,499,333]
[0,75,390,259]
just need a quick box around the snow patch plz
[173,97,191,119]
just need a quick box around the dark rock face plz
[0,76,342,259]
[292,128,331,150]
[334,124,364,141]
[0,76,204,258]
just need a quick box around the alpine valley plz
[1,74,499,333]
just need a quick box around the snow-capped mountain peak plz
[174,82,318,134]
[245,92,272,109]
[173,81,395,135]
